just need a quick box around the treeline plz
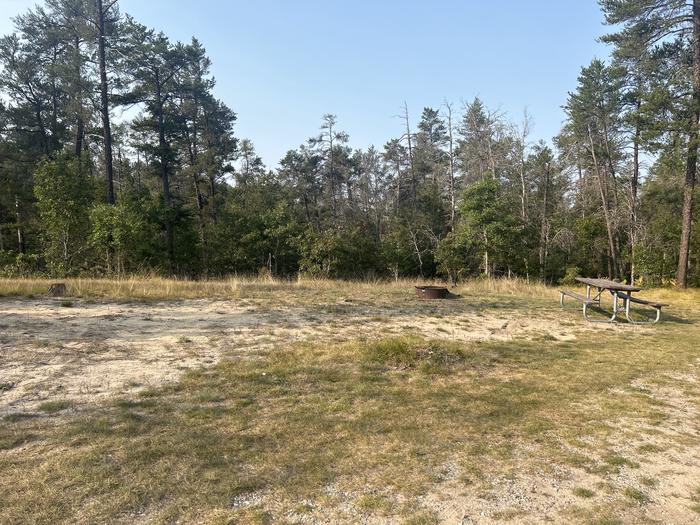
[0,0,698,286]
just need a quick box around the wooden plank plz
[559,290,594,304]
[617,292,668,308]
[575,277,641,292]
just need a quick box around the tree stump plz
[48,283,67,297]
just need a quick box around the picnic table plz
[559,277,668,324]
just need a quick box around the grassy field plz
[0,278,698,524]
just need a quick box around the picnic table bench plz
[559,277,668,324]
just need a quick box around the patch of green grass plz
[491,507,526,521]
[3,412,36,423]
[573,487,595,498]
[590,517,623,525]
[604,455,636,467]
[591,454,639,474]
[567,503,624,525]
[637,443,662,454]
[37,400,73,413]
[0,431,35,451]
[60,299,73,307]
[401,509,439,525]
[623,486,648,503]
[355,493,393,514]
[138,388,159,398]
[360,336,469,373]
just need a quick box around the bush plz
[34,155,94,276]
[435,232,476,285]
[0,252,43,277]
[559,266,581,286]
[298,226,380,278]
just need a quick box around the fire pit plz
[415,285,449,299]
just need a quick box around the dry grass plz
[0,278,699,524]
[0,275,555,301]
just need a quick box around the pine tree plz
[601,0,699,286]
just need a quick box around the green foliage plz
[456,177,523,276]
[559,266,581,286]
[210,181,301,275]
[0,0,698,285]
[569,216,608,277]
[434,231,475,284]
[299,226,380,279]
[33,155,94,276]
[380,221,416,279]
[0,253,42,277]
[89,196,162,274]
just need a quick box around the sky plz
[1,0,611,167]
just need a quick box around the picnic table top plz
[575,277,641,292]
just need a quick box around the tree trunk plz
[193,175,207,268]
[518,114,530,222]
[630,94,641,285]
[483,230,489,277]
[75,117,84,157]
[588,125,620,278]
[403,102,416,206]
[539,162,550,281]
[96,0,115,204]
[395,159,401,210]
[677,0,700,288]
[73,35,85,158]
[445,102,456,230]
[155,82,175,270]
[15,194,25,254]
[327,121,337,219]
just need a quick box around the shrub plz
[559,266,581,286]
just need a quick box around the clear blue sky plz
[2,0,610,167]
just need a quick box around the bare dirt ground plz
[0,295,596,415]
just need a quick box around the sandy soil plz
[0,295,599,415]
[4,295,697,524]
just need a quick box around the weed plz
[623,486,648,503]
[573,487,595,498]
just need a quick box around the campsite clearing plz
[0,278,698,524]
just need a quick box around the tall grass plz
[4,274,691,303]
[0,275,559,300]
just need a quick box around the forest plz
[0,0,698,287]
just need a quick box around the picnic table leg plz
[583,289,618,323]
[624,294,663,325]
